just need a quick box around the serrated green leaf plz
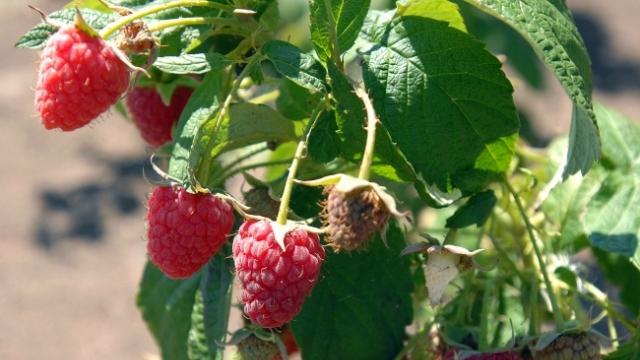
[309,0,371,63]
[360,15,519,193]
[463,0,600,178]
[187,252,234,360]
[154,53,228,74]
[276,79,322,120]
[191,103,298,187]
[262,40,327,93]
[328,61,447,206]
[137,261,201,360]
[16,8,115,49]
[544,103,640,277]
[446,190,496,229]
[291,224,413,360]
[168,69,226,181]
[307,110,341,162]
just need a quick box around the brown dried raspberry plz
[323,185,390,251]
[534,332,601,360]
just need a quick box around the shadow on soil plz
[34,154,150,249]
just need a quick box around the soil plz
[0,0,638,359]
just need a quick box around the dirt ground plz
[1,1,638,359]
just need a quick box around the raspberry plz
[243,187,280,219]
[323,185,390,251]
[534,332,600,360]
[466,350,523,360]
[233,335,279,360]
[146,186,234,279]
[35,25,130,131]
[126,86,192,147]
[233,220,325,328]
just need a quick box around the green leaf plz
[291,224,413,360]
[446,190,497,229]
[328,61,447,206]
[544,103,640,270]
[397,0,467,32]
[276,79,322,120]
[168,69,226,181]
[463,0,600,178]
[64,0,114,12]
[605,339,640,360]
[154,53,228,75]
[307,110,341,163]
[262,40,327,93]
[187,252,234,360]
[191,103,298,186]
[137,261,200,360]
[593,249,640,315]
[16,8,115,49]
[309,0,371,63]
[361,15,519,193]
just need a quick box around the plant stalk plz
[355,87,377,180]
[146,17,245,33]
[275,101,327,225]
[99,0,233,39]
[505,179,564,330]
[197,54,262,186]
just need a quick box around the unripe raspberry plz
[534,332,600,360]
[467,350,523,360]
[126,86,192,147]
[35,25,130,131]
[323,185,390,251]
[147,186,234,279]
[232,335,279,360]
[233,220,325,328]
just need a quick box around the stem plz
[99,0,232,39]
[581,281,635,331]
[197,54,262,185]
[275,101,327,225]
[355,87,377,180]
[146,17,244,33]
[249,89,280,104]
[505,178,564,330]
[322,0,343,70]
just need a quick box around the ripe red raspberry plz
[126,86,192,147]
[35,25,130,131]
[233,220,325,328]
[147,186,234,279]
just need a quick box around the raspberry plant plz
[17,0,640,359]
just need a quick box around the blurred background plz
[1,0,638,359]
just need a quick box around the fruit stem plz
[146,17,249,34]
[321,0,343,71]
[355,87,378,181]
[275,100,328,225]
[99,0,233,39]
[580,280,636,331]
[197,54,262,186]
[505,178,564,330]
